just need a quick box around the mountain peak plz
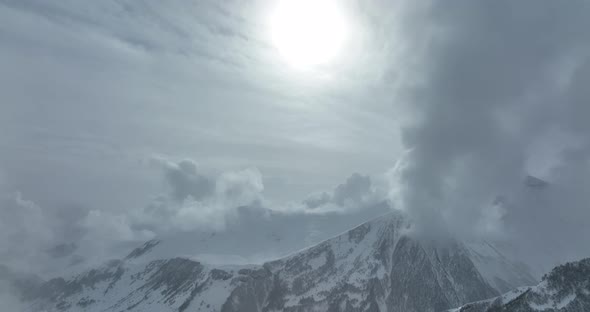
[124,239,160,260]
[24,210,536,312]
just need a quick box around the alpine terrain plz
[18,211,536,312]
[450,258,590,312]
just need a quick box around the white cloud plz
[301,172,389,214]
[1,0,589,281]
[136,157,265,232]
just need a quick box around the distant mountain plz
[25,202,392,280]
[132,203,392,266]
[449,258,590,312]
[24,211,535,312]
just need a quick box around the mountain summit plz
[25,212,535,312]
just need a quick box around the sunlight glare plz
[270,0,349,68]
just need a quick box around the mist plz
[388,0,590,274]
[1,1,590,307]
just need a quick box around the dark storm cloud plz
[392,0,590,272]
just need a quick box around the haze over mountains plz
[450,258,590,312]
[2,0,590,311]
[2,169,589,311]
[9,211,538,312]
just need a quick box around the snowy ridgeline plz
[8,211,546,312]
[450,258,590,312]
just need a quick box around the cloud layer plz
[387,0,590,272]
[1,0,590,285]
[136,158,265,232]
[0,193,55,272]
[0,155,391,278]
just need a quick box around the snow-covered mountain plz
[133,203,392,266]
[464,241,537,294]
[29,202,393,280]
[449,257,590,312]
[22,211,535,312]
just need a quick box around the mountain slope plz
[22,203,393,281]
[115,203,393,266]
[465,241,537,293]
[450,258,590,312]
[25,211,535,312]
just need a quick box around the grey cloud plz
[0,193,54,272]
[134,160,390,243]
[0,156,389,279]
[390,0,590,271]
[303,172,388,212]
[136,157,265,233]
[333,173,372,206]
[504,146,590,274]
[0,0,250,63]
[2,0,589,287]
[302,192,331,209]
[161,159,215,201]
[0,281,23,312]
[0,189,150,277]
[0,0,401,210]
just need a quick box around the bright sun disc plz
[270,0,348,68]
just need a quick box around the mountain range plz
[17,211,539,312]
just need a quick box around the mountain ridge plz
[22,211,536,312]
[449,257,590,311]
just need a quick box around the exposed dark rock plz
[125,239,161,259]
[138,258,204,304]
[348,223,371,244]
[210,269,232,281]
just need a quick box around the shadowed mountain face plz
[24,212,535,312]
[450,258,590,312]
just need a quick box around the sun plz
[270,0,348,68]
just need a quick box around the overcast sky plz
[1,0,590,277]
